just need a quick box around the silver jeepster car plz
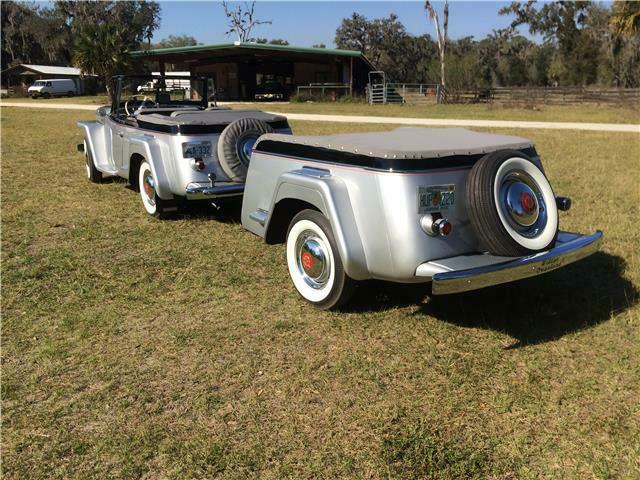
[77,75,290,217]
[241,127,602,309]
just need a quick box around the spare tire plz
[466,149,558,257]
[217,117,273,182]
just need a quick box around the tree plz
[313,43,327,49]
[70,1,161,100]
[73,24,131,100]
[424,0,449,92]
[154,35,199,49]
[499,1,599,85]
[254,38,289,45]
[267,38,289,45]
[1,1,70,69]
[610,0,640,37]
[222,1,271,43]
[335,13,412,78]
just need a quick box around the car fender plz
[266,169,369,280]
[128,135,174,200]
[77,120,109,169]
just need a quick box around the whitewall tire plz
[466,149,559,256]
[493,157,558,251]
[137,160,176,218]
[286,210,355,309]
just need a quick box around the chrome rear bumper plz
[421,231,603,295]
[185,182,244,200]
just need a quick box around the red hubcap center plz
[520,191,535,213]
[301,252,313,271]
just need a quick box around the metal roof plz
[11,64,83,75]
[131,41,364,58]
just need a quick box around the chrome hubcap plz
[505,181,539,227]
[142,169,156,205]
[237,134,259,167]
[295,230,330,289]
[499,170,547,238]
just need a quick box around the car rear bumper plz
[184,182,244,200]
[417,231,603,295]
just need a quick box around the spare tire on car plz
[465,149,559,257]
[217,117,274,182]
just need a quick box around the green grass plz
[2,106,639,479]
[232,101,640,124]
[3,95,109,105]
[3,95,639,124]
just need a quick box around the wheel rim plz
[141,167,156,207]
[287,219,336,303]
[295,230,331,289]
[498,169,547,239]
[236,134,259,167]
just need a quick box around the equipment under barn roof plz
[131,42,374,101]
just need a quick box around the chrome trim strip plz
[431,230,603,295]
[185,183,244,200]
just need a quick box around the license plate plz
[182,141,212,158]
[417,185,455,213]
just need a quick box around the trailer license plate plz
[182,141,212,158]
[418,185,455,213]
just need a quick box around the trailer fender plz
[266,169,369,281]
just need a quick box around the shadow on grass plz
[345,252,637,348]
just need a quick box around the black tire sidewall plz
[286,209,355,310]
[466,149,558,256]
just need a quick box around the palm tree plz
[73,24,131,101]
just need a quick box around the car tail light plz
[191,159,206,171]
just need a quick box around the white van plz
[28,79,78,98]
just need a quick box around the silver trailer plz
[241,127,602,309]
[77,75,291,217]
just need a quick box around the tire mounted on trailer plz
[465,149,559,257]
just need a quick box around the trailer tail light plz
[420,214,452,237]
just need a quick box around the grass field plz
[232,101,640,124]
[2,106,639,479]
[8,95,110,105]
[5,95,640,124]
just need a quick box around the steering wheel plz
[124,96,154,116]
[134,96,155,115]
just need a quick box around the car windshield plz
[111,75,213,117]
[33,81,45,87]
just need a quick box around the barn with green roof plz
[131,41,374,101]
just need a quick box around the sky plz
[151,1,539,47]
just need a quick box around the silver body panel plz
[78,109,290,200]
[241,150,601,290]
